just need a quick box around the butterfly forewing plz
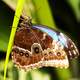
[33,25,79,59]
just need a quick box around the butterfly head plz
[20,16,32,28]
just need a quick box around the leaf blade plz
[3,0,25,80]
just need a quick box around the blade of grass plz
[32,0,57,29]
[67,0,80,21]
[3,0,25,80]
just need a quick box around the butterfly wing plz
[11,25,79,71]
[33,25,79,59]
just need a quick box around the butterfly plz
[11,16,79,71]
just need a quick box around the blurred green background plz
[0,0,80,80]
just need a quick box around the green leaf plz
[32,0,57,29]
[67,0,80,21]
[3,0,25,80]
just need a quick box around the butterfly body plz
[11,17,79,71]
